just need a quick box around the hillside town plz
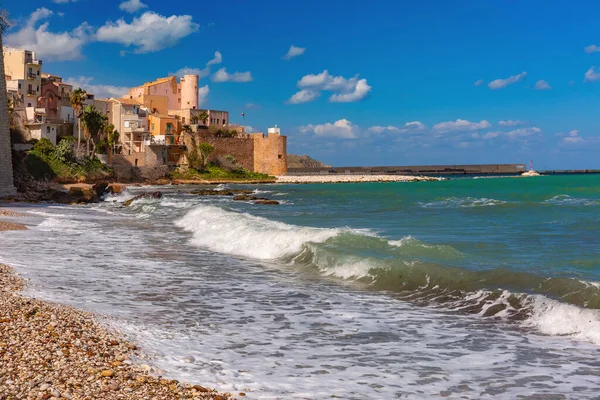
[4,46,288,178]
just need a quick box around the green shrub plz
[53,138,76,163]
[32,138,54,156]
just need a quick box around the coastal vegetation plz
[23,138,111,183]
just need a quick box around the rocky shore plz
[276,174,444,183]
[0,264,235,399]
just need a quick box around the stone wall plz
[253,133,287,176]
[0,35,17,196]
[195,131,255,171]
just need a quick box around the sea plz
[2,175,600,399]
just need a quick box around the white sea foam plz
[176,205,340,259]
[420,197,507,208]
[524,295,600,345]
[544,194,600,206]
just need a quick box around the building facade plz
[0,40,16,196]
[3,47,42,108]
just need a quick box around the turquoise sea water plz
[2,175,600,399]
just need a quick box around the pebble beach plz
[0,237,234,400]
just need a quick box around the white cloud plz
[119,0,147,13]
[329,79,371,103]
[483,131,500,139]
[289,70,371,103]
[499,120,527,127]
[585,45,600,54]
[170,66,210,79]
[207,51,223,66]
[51,0,76,3]
[584,67,600,82]
[287,89,320,104]
[433,119,491,133]
[368,126,401,134]
[4,7,89,61]
[96,12,199,54]
[506,127,542,138]
[170,51,223,79]
[211,68,253,83]
[534,80,551,90]
[488,72,527,90]
[474,79,484,87]
[197,85,209,106]
[283,45,305,61]
[64,76,129,99]
[245,103,260,109]
[403,121,425,131]
[299,119,359,139]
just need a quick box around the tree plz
[198,111,209,126]
[70,88,87,150]
[80,105,108,159]
[181,124,192,134]
[189,115,199,124]
[198,142,214,169]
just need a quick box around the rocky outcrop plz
[287,154,330,169]
[254,200,280,205]
[67,187,100,204]
[122,191,162,207]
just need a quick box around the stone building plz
[0,35,16,196]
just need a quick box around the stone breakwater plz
[0,264,235,400]
[276,175,444,184]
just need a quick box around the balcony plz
[26,59,42,66]
[124,126,147,133]
[27,73,36,80]
[26,90,37,97]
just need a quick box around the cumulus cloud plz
[119,0,147,13]
[433,119,491,133]
[64,76,129,99]
[170,51,223,79]
[288,70,371,104]
[369,121,426,135]
[488,72,527,90]
[211,68,253,83]
[499,120,527,127]
[584,67,600,82]
[287,90,321,104]
[299,119,359,139]
[4,7,90,61]
[96,12,199,53]
[283,45,305,61]
[506,127,542,138]
[483,131,500,139]
[474,79,484,87]
[534,80,551,90]
[197,85,209,106]
[584,45,600,54]
[206,51,223,66]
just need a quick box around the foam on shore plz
[276,174,443,183]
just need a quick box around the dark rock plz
[122,191,162,207]
[67,187,100,204]
[92,182,109,197]
[255,200,280,205]
[233,195,258,201]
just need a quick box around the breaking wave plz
[175,204,600,344]
[419,197,508,208]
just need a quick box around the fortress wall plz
[253,133,287,176]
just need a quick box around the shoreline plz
[275,174,444,184]
[0,263,235,399]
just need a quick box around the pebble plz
[0,264,233,400]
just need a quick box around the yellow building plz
[148,114,180,145]
[3,47,42,107]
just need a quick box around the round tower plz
[181,74,199,110]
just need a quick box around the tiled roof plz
[111,97,142,105]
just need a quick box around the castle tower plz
[0,26,17,197]
[180,74,199,110]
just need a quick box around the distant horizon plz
[4,0,600,170]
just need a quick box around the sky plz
[4,0,600,169]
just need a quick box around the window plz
[278,154,283,159]
[37,70,40,76]
[27,103,31,107]
[46,127,50,133]
[178,89,181,93]
[216,119,219,125]
[18,83,21,89]
[223,119,227,125]
[182,117,186,123]
[166,123,172,133]
[151,123,155,131]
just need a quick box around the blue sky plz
[4,0,600,169]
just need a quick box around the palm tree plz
[80,105,108,159]
[198,111,209,126]
[70,88,87,151]
[181,124,192,134]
